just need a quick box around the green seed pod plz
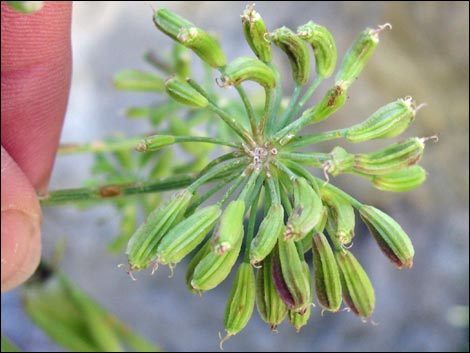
[172,43,192,79]
[154,8,194,41]
[323,146,355,177]
[345,97,416,143]
[255,254,288,330]
[301,81,348,125]
[353,137,425,175]
[288,261,313,332]
[211,200,245,255]
[371,165,427,192]
[359,205,414,268]
[164,77,208,108]
[241,4,272,63]
[297,21,337,78]
[222,263,256,340]
[185,241,212,295]
[177,27,227,68]
[335,24,391,88]
[312,232,342,312]
[154,205,221,267]
[268,26,310,84]
[250,203,285,265]
[126,189,193,271]
[285,177,323,241]
[275,239,311,313]
[322,189,355,246]
[336,250,375,318]
[298,206,329,253]
[135,135,176,152]
[113,70,165,92]
[191,235,243,291]
[219,57,276,89]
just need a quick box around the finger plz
[1,147,41,293]
[1,1,72,192]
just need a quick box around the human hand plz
[1,2,72,292]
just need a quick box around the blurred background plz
[2,1,468,351]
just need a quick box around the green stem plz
[140,135,241,150]
[281,159,321,193]
[186,172,241,214]
[243,189,262,263]
[218,173,247,206]
[291,75,323,119]
[266,177,280,204]
[186,78,256,146]
[235,85,259,138]
[197,152,243,177]
[270,158,298,181]
[39,174,196,206]
[238,169,260,204]
[244,172,265,209]
[316,178,363,209]
[258,88,274,139]
[275,83,302,130]
[144,51,173,74]
[189,158,249,192]
[284,129,345,150]
[58,137,144,155]
[265,63,282,136]
[278,151,330,168]
[279,180,293,216]
[270,77,324,145]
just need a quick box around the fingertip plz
[1,210,41,293]
[1,147,42,293]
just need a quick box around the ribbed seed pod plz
[312,232,342,312]
[273,240,311,313]
[285,178,323,241]
[113,70,165,92]
[359,205,414,268]
[269,26,310,84]
[299,206,328,253]
[256,254,288,330]
[323,146,354,177]
[301,81,348,125]
[322,189,355,246]
[211,200,245,255]
[297,21,337,78]
[191,235,243,291]
[336,250,375,318]
[335,24,390,87]
[154,205,221,266]
[164,77,209,108]
[371,166,427,192]
[153,8,194,41]
[353,137,425,175]
[241,4,272,63]
[219,57,276,89]
[185,240,212,294]
[345,97,415,143]
[250,203,285,265]
[177,27,227,68]
[288,261,313,332]
[136,135,176,152]
[222,263,256,340]
[126,189,193,271]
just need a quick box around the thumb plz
[1,147,41,293]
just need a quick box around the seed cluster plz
[123,4,433,346]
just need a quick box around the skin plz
[1,2,72,292]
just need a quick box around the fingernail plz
[1,210,41,292]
